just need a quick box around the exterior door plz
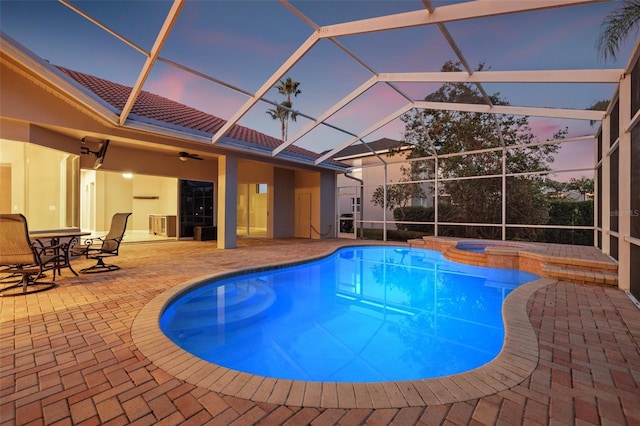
[297,192,311,238]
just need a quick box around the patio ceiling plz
[1,0,635,167]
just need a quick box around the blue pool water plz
[457,246,486,253]
[160,246,539,382]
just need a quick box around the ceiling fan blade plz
[178,151,203,160]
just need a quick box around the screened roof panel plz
[160,0,312,93]
[444,4,626,71]
[142,61,250,122]
[480,82,619,109]
[263,38,375,116]
[319,83,411,134]
[334,25,453,73]
[0,1,148,87]
[62,0,171,53]
[0,0,637,164]
[289,0,431,26]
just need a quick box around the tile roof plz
[57,66,341,165]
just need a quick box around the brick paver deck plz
[1,238,639,425]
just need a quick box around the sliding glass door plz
[237,183,268,236]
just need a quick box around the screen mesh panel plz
[597,131,602,163]
[631,244,640,299]
[632,58,640,117]
[611,100,619,144]
[610,235,619,260]
[632,118,640,239]
[610,148,619,232]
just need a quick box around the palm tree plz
[596,0,640,61]
[267,101,292,142]
[266,77,301,140]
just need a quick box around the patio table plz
[30,231,91,278]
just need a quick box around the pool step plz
[169,282,277,330]
[542,264,618,286]
[174,282,259,314]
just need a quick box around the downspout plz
[343,171,364,239]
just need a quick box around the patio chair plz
[0,214,61,296]
[73,212,131,273]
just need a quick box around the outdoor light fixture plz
[80,136,110,169]
[122,172,133,179]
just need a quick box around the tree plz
[370,165,427,222]
[587,99,610,127]
[397,61,560,240]
[542,178,567,199]
[596,0,640,61]
[266,77,301,140]
[266,101,292,142]
[566,177,594,201]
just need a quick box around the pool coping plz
[131,246,552,409]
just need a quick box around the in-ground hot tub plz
[455,240,525,253]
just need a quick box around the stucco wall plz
[273,168,295,238]
[1,59,343,242]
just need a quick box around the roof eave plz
[125,117,348,171]
[218,137,349,171]
[1,31,121,123]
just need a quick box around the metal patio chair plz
[73,212,132,273]
[0,214,61,296]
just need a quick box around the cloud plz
[145,67,248,119]
[528,119,566,141]
[186,28,289,58]
[145,68,193,101]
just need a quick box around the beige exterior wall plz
[0,58,341,243]
[337,153,414,229]
[0,63,103,133]
[273,168,295,238]
[294,170,320,239]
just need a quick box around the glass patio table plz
[29,230,91,278]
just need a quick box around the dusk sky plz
[1,0,637,180]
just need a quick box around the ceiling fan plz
[178,151,203,161]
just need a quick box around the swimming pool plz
[160,246,539,383]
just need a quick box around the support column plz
[593,134,599,247]
[618,74,631,290]
[319,170,337,239]
[501,148,507,241]
[217,154,237,249]
[602,116,611,255]
[434,157,439,237]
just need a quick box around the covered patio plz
[1,238,639,424]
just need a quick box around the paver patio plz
[1,238,639,425]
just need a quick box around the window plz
[352,197,361,213]
[0,139,79,231]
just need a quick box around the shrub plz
[361,228,428,241]
[544,200,594,245]
[381,200,594,245]
[393,206,434,232]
